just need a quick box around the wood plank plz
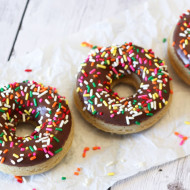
[0,0,27,63]
[112,156,190,190]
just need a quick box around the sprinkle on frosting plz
[76,42,171,126]
[0,80,71,166]
[173,10,190,68]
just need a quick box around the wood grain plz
[1,0,190,189]
[0,0,27,63]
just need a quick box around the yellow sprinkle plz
[152,78,157,82]
[154,59,158,62]
[159,83,162,90]
[3,135,7,142]
[66,100,68,105]
[185,39,188,45]
[24,110,30,115]
[6,112,10,120]
[6,98,9,105]
[153,94,156,100]
[101,52,106,57]
[107,60,110,65]
[2,107,8,111]
[133,108,136,111]
[80,63,87,67]
[184,121,190,125]
[29,108,32,113]
[76,87,80,93]
[124,64,128,70]
[103,101,108,107]
[47,125,53,127]
[123,55,127,62]
[146,70,149,74]
[108,172,115,176]
[83,94,90,97]
[91,105,94,112]
[9,136,12,141]
[15,143,18,145]
[25,147,29,150]
[50,134,54,137]
[81,69,85,74]
[13,154,19,158]
[159,103,162,109]
[97,64,106,69]
[155,63,159,68]
[27,117,30,120]
[184,23,187,27]
[25,93,29,100]
[145,54,152,59]
[165,101,168,105]
[144,49,148,53]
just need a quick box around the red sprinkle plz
[25,69,32,72]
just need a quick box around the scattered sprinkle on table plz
[14,176,23,183]
[107,172,115,176]
[162,38,167,43]
[184,121,190,125]
[61,177,66,180]
[174,132,188,145]
[24,69,32,72]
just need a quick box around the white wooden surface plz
[0,0,27,63]
[0,0,190,189]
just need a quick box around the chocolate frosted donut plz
[168,10,190,85]
[74,42,172,134]
[0,80,73,176]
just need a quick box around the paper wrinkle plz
[1,0,190,189]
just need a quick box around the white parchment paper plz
[1,0,190,189]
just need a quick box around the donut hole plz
[15,122,37,137]
[111,74,141,98]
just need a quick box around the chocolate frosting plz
[76,43,171,126]
[0,81,71,167]
[173,11,190,68]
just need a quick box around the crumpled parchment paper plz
[1,0,190,189]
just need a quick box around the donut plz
[168,10,190,85]
[0,80,73,176]
[74,42,172,134]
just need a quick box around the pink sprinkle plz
[33,152,36,156]
[89,69,96,74]
[43,148,47,153]
[48,151,54,156]
[180,139,185,146]
[10,142,14,148]
[46,128,52,131]
[146,99,152,103]
[20,148,25,151]
[21,91,25,96]
[112,68,118,74]
[97,89,103,92]
[130,65,135,72]
[32,109,35,114]
[139,58,142,64]
[30,102,34,106]
[110,114,115,118]
[39,98,43,103]
[97,72,101,75]
[19,111,23,115]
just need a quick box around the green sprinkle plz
[7,84,10,89]
[163,90,167,93]
[59,103,62,109]
[88,100,93,105]
[35,111,40,118]
[90,95,95,99]
[92,82,96,88]
[148,76,154,80]
[33,98,37,107]
[61,177,66,180]
[15,87,20,91]
[29,146,34,152]
[30,91,33,97]
[34,135,37,140]
[148,103,151,111]
[0,88,4,92]
[92,110,97,115]
[0,109,5,113]
[139,106,142,109]
[0,140,3,144]
[132,57,136,61]
[100,98,103,102]
[137,49,139,53]
[18,106,22,109]
[55,128,63,131]
[135,121,140,125]
[146,113,153,116]
[157,73,164,76]
[49,111,52,114]
[92,46,97,49]
[0,132,4,137]
[15,100,19,104]
[121,110,125,114]
[87,85,90,93]
[133,100,137,105]
[53,136,59,142]
[162,38,167,43]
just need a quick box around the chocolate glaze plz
[0,81,71,167]
[76,43,171,126]
[173,12,190,68]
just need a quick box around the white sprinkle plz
[37,90,48,98]
[45,99,50,104]
[17,158,23,162]
[59,120,64,128]
[11,160,15,165]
